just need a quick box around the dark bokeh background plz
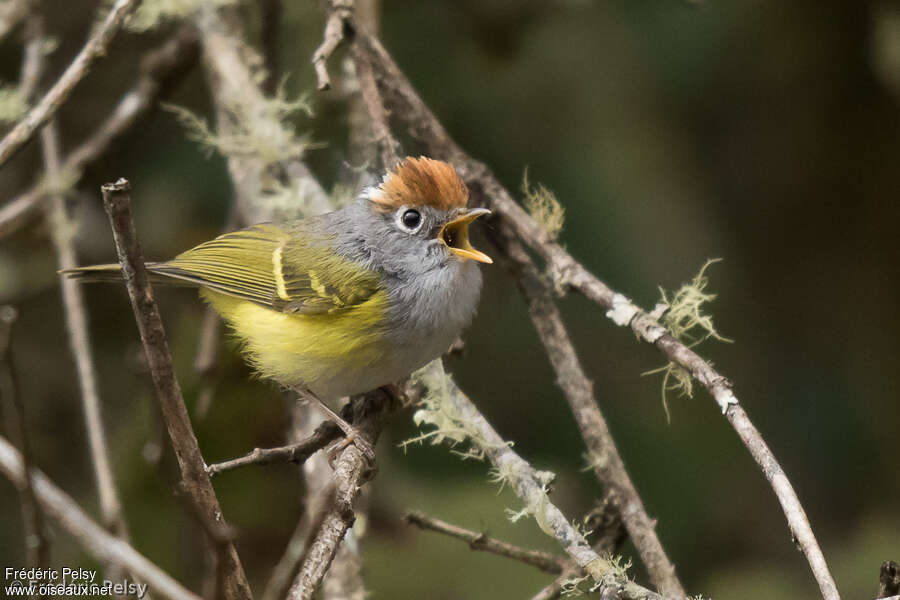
[1,1,898,598]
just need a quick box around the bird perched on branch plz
[66,157,492,460]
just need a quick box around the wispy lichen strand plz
[406,360,616,581]
[521,168,565,239]
[644,259,731,420]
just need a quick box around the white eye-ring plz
[396,207,423,233]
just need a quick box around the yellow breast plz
[202,289,389,390]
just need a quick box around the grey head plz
[322,157,493,366]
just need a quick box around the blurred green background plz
[1,0,898,598]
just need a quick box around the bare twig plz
[100,179,252,600]
[206,421,342,477]
[40,98,128,543]
[351,29,685,598]
[311,0,353,90]
[288,390,395,600]
[0,26,201,238]
[353,26,840,600]
[493,231,685,597]
[0,0,142,169]
[262,448,333,600]
[405,511,568,575]
[0,435,200,600]
[0,305,50,569]
[880,561,900,598]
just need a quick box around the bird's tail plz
[61,263,192,286]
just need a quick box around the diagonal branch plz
[100,179,252,600]
[352,26,840,600]
[206,421,342,477]
[405,511,568,575]
[352,29,685,598]
[288,389,396,600]
[410,360,669,600]
[0,0,142,169]
[0,435,200,600]
[0,25,201,239]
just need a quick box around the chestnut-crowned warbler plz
[67,157,491,447]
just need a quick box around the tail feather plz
[62,263,195,287]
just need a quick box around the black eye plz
[401,209,421,230]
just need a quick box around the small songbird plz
[67,157,491,455]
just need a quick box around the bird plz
[66,157,492,459]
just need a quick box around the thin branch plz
[349,42,398,170]
[0,26,201,238]
[351,29,686,598]
[494,230,685,597]
[100,179,252,600]
[262,449,333,600]
[206,421,342,477]
[0,305,50,569]
[311,0,353,91]
[0,435,200,600]
[404,511,568,575]
[40,91,128,545]
[353,26,840,600]
[0,0,142,169]
[410,361,668,600]
[288,390,395,600]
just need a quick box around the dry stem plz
[206,420,342,477]
[405,511,568,575]
[352,25,839,600]
[100,179,252,600]
[351,28,685,598]
[287,390,395,600]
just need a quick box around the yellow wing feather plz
[152,223,381,314]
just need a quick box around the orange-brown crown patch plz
[368,157,468,212]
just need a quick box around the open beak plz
[438,208,493,264]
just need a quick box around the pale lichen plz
[521,167,565,239]
[163,83,314,167]
[644,259,731,421]
[402,360,497,460]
